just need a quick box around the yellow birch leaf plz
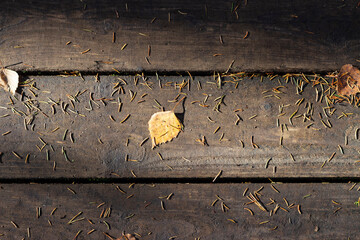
[116,233,137,240]
[148,111,182,148]
[0,68,19,95]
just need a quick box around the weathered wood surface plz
[0,0,359,72]
[0,75,360,179]
[0,183,359,239]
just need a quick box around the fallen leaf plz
[337,64,360,96]
[0,68,19,95]
[117,233,137,240]
[148,111,182,148]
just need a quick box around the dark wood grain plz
[0,0,359,72]
[0,183,359,239]
[0,74,359,179]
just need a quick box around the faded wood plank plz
[0,0,359,72]
[0,75,359,179]
[0,183,359,239]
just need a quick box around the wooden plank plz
[0,74,360,179]
[0,183,359,239]
[0,0,359,72]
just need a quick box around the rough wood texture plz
[0,183,359,239]
[1,75,359,179]
[0,0,359,72]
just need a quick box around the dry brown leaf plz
[337,64,360,96]
[0,68,19,95]
[148,111,182,148]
